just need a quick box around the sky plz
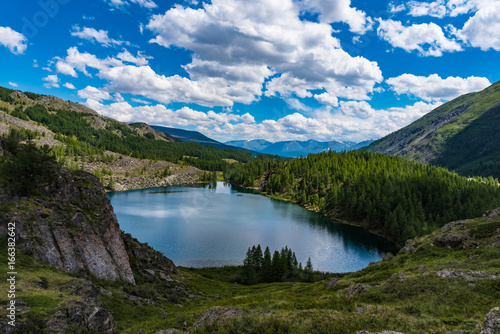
[0,0,499,143]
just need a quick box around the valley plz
[0,84,500,333]
[2,0,500,332]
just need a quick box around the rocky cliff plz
[0,168,136,284]
[0,140,183,333]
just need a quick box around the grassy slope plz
[2,209,499,333]
[366,81,500,178]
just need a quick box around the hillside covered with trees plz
[226,150,500,244]
[0,86,260,173]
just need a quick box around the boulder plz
[44,280,117,333]
[481,307,500,334]
[345,283,371,298]
[433,232,471,249]
[192,306,244,329]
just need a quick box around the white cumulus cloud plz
[376,19,462,56]
[406,0,483,18]
[454,2,500,51]
[147,0,382,106]
[117,50,152,65]
[78,86,113,101]
[0,26,27,55]
[56,60,78,77]
[54,47,123,77]
[83,99,254,130]
[386,74,491,101]
[296,0,373,34]
[70,25,124,47]
[43,75,60,88]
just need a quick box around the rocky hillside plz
[0,146,180,333]
[0,167,135,284]
[0,87,206,189]
[0,88,178,145]
[77,151,202,192]
[366,81,500,178]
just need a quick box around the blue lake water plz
[108,182,394,272]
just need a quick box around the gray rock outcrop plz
[192,306,244,329]
[481,307,500,334]
[345,283,371,298]
[45,280,116,333]
[0,169,135,284]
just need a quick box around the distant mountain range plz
[151,125,258,154]
[151,126,374,157]
[225,139,374,157]
[365,80,500,178]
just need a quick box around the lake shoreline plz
[227,180,399,250]
[109,182,394,273]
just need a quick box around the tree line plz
[241,245,314,284]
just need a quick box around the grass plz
[0,239,84,327]
[1,209,499,333]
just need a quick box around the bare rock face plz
[481,307,500,334]
[122,233,177,277]
[0,169,135,284]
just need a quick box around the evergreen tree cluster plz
[0,129,62,196]
[0,86,15,103]
[241,245,313,284]
[227,150,500,244]
[224,155,289,187]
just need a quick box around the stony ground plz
[79,152,203,191]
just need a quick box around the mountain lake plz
[108,182,394,272]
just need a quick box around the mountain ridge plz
[365,81,500,178]
[226,138,374,157]
[151,125,259,155]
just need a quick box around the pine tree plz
[262,246,272,283]
[271,250,281,282]
[254,244,263,269]
[304,257,313,282]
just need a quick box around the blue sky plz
[0,0,499,143]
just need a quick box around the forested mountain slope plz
[0,86,257,174]
[226,150,500,245]
[365,81,500,178]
